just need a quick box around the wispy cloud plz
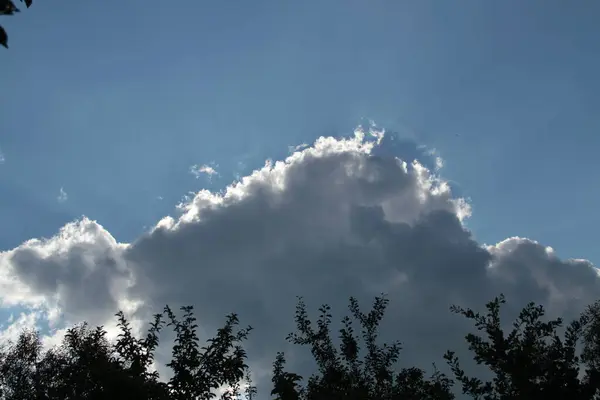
[288,143,308,154]
[57,187,68,203]
[0,148,5,164]
[190,164,219,180]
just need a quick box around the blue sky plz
[2,4,600,391]
[1,0,599,265]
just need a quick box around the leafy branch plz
[1,0,32,48]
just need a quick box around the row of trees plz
[0,294,599,399]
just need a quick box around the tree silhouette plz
[444,294,600,400]
[581,299,600,381]
[0,0,32,48]
[0,306,255,400]
[163,305,254,400]
[1,295,600,399]
[271,295,455,400]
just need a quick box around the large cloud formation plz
[1,128,599,394]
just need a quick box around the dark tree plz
[3,294,600,400]
[581,299,600,379]
[0,0,32,48]
[0,306,255,400]
[0,323,139,400]
[271,295,455,400]
[163,305,254,400]
[445,294,600,400]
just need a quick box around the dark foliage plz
[273,294,600,400]
[0,0,32,48]
[1,294,599,399]
[0,306,255,400]
[271,295,455,400]
[444,294,600,400]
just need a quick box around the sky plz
[1,0,600,396]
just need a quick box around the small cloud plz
[0,148,5,164]
[233,160,247,180]
[190,164,219,181]
[57,187,68,203]
[435,156,444,171]
[156,196,163,201]
[288,143,309,154]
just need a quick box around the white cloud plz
[0,218,135,327]
[0,128,599,397]
[0,147,5,164]
[435,156,444,170]
[190,164,219,180]
[0,311,40,344]
[288,143,308,153]
[57,187,68,203]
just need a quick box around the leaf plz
[21,0,31,8]
[1,0,20,15]
[0,25,8,48]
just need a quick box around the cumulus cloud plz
[0,311,68,352]
[0,219,134,327]
[0,127,599,396]
[0,311,40,344]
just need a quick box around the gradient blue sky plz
[1,0,599,268]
